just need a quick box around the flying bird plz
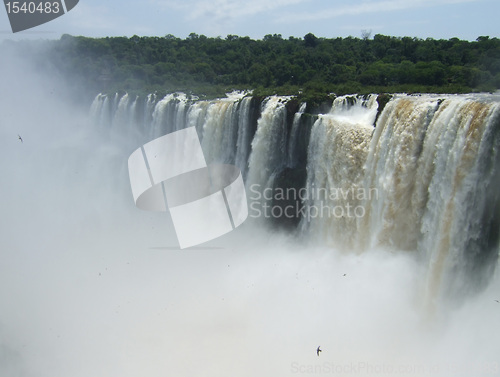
[316,346,322,356]
[18,134,23,143]
[495,300,499,303]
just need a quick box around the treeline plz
[7,33,500,98]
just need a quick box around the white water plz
[287,102,307,168]
[200,97,239,164]
[2,58,499,377]
[360,95,440,251]
[89,91,500,304]
[302,95,378,247]
[246,96,290,199]
[235,97,253,178]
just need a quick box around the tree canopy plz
[6,33,500,99]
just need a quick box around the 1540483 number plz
[5,2,61,14]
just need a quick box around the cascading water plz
[90,93,113,128]
[358,94,500,310]
[200,92,244,165]
[246,96,290,200]
[112,93,140,134]
[287,102,307,168]
[150,93,189,139]
[359,96,440,252]
[235,97,254,178]
[417,97,500,308]
[301,94,379,248]
[90,91,500,306]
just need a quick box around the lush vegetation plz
[6,33,500,99]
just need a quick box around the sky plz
[1,0,500,41]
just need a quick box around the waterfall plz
[150,93,189,139]
[301,95,378,247]
[144,93,157,134]
[235,97,253,178]
[359,96,439,251]
[418,98,500,306]
[89,91,500,303]
[246,96,290,203]
[287,102,307,168]
[358,94,500,308]
[200,96,240,165]
[112,92,130,129]
[90,93,113,128]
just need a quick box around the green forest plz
[7,33,500,99]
